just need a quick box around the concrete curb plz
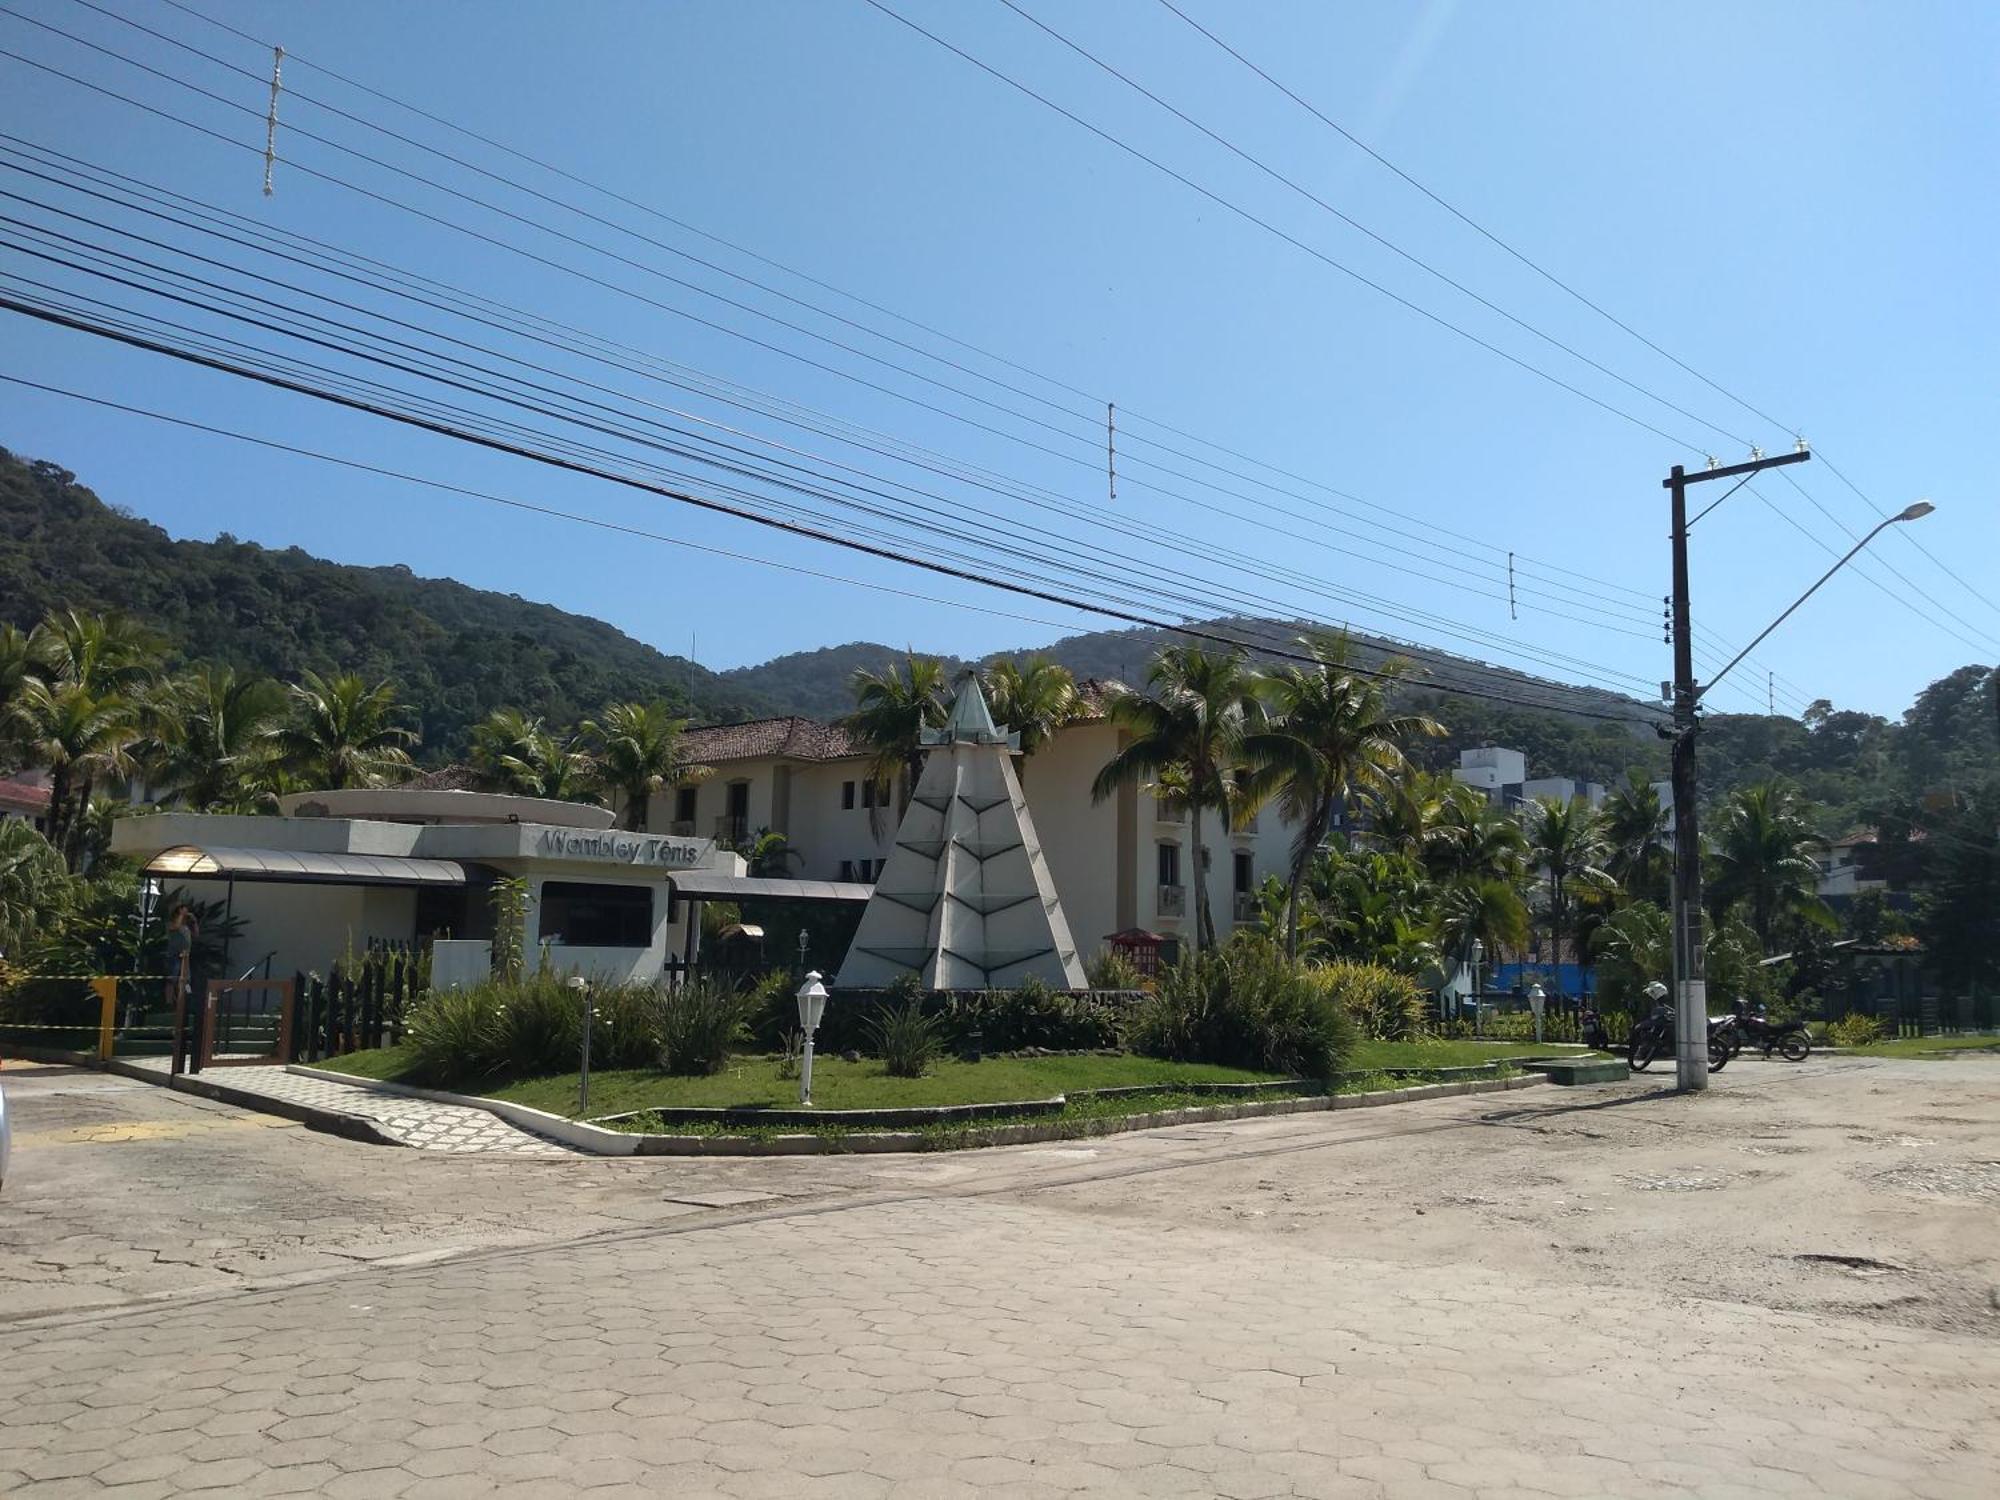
[288,1064,1552,1156]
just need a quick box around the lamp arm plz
[1699,517,1893,702]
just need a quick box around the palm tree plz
[981,657,1082,783]
[31,609,159,697]
[1523,795,1614,997]
[23,610,161,849]
[0,623,33,764]
[1707,782,1833,950]
[0,818,70,953]
[843,654,949,818]
[470,708,596,802]
[1602,771,1671,903]
[1240,634,1440,956]
[7,678,138,869]
[582,700,709,831]
[1592,900,1671,1008]
[269,671,416,790]
[744,828,803,878]
[1427,781,1531,888]
[1432,875,1530,976]
[146,665,287,811]
[1090,646,1256,952]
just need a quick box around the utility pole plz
[1665,450,1811,1092]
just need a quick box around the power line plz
[990,0,1757,451]
[0,36,1670,631]
[56,0,1975,659]
[856,0,1712,452]
[0,293,1667,727]
[0,143,1719,691]
[0,249,1672,708]
[1152,0,1996,636]
[0,14,1814,693]
[133,0,1674,608]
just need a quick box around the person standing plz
[164,905,199,1074]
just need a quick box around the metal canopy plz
[144,845,467,887]
[668,873,873,903]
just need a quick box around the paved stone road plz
[2,1058,1995,1497]
[130,1058,576,1155]
[4,1190,1992,1499]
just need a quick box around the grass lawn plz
[1836,1033,2000,1059]
[319,1046,1290,1118]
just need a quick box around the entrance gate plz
[198,978,294,1069]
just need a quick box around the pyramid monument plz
[836,673,1087,990]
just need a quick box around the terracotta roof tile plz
[0,775,52,813]
[682,716,862,764]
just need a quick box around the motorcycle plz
[1627,1004,1734,1073]
[1728,1006,1812,1062]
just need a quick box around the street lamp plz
[1527,982,1546,1044]
[1699,501,1937,701]
[1468,939,1484,1026]
[795,970,828,1107]
[569,975,593,1116]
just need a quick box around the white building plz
[106,786,854,987]
[0,771,51,834]
[669,703,1302,966]
[1451,748,1615,810]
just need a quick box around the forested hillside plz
[0,449,768,756]
[6,445,1990,822]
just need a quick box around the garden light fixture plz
[795,970,828,1107]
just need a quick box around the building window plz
[538,882,652,949]
[1157,842,1180,888]
[861,778,878,809]
[842,780,856,810]
[674,786,697,824]
[1233,851,1253,893]
[839,859,856,882]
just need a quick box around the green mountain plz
[7,445,1989,830]
[0,448,770,757]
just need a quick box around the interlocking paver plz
[128,1059,575,1154]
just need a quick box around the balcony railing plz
[1152,795,1185,823]
[1156,883,1187,918]
[668,820,697,837]
[1231,810,1259,835]
[713,815,748,846]
[1233,891,1258,923]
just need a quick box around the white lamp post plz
[1527,982,1547,1044]
[569,975,592,1116]
[795,970,828,1107]
[1468,939,1484,1025]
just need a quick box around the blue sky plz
[1,0,1993,720]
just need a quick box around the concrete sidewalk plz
[122,1058,577,1156]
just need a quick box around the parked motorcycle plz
[1728,1005,1812,1062]
[1627,1004,1734,1073]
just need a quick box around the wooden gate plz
[199,978,294,1068]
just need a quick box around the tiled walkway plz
[127,1058,577,1156]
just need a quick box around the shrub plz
[591,982,668,1070]
[869,996,945,1078]
[745,970,800,1049]
[1083,948,1145,991]
[654,977,751,1076]
[498,974,583,1075]
[404,984,509,1082]
[1128,937,1357,1078]
[1309,962,1429,1041]
[1829,1012,1886,1048]
[947,976,1125,1051]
